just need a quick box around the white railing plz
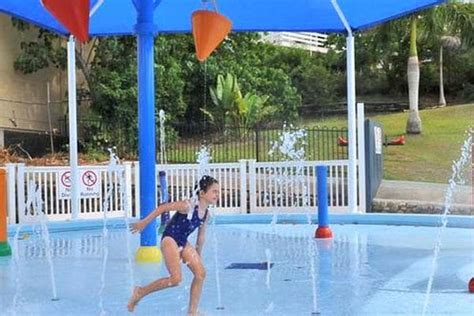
[158,161,247,214]
[6,159,357,224]
[263,32,329,53]
[9,163,130,223]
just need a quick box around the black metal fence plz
[67,118,348,163]
[167,123,348,163]
[3,130,67,158]
[61,117,138,156]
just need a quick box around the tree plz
[147,33,301,128]
[87,35,191,151]
[200,33,302,124]
[404,2,473,132]
[267,46,340,107]
[422,2,474,106]
[325,24,412,99]
[11,28,190,152]
[205,73,276,131]
[406,16,422,134]
[206,73,241,129]
[350,2,473,133]
[11,27,301,151]
[238,93,274,130]
[438,36,461,106]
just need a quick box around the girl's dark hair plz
[195,175,218,193]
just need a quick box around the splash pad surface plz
[1,218,473,315]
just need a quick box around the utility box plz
[364,119,384,212]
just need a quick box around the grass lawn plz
[299,103,474,183]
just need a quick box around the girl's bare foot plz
[127,286,142,312]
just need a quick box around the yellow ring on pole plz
[135,246,162,263]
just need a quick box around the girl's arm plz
[195,215,209,256]
[130,200,190,233]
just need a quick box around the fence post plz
[0,168,11,256]
[124,162,133,217]
[6,164,16,224]
[133,162,140,218]
[357,103,366,213]
[248,159,257,213]
[17,163,25,224]
[239,160,247,214]
[255,127,260,162]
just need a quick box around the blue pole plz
[134,0,161,262]
[315,165,332,238]
[317,166,329,227]
[159,171,170,229]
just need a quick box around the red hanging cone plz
[192,10,232,62]
[41,0,90,42]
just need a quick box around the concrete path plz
[373,180,472,215]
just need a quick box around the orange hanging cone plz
[192,10,232,62]
[41,0,90,43]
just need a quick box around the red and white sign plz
[61,171,72,188]
[82,170,98,187]
[58,169,101,199]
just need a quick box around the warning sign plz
[58,169,101,199]
[61,171,72,188]
[82,171,98,187]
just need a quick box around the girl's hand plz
[129,220,146,234]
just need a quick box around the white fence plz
[249,160,350,213]
[149,161,247,215]
[6,163,131,223]
[4,159,359,224]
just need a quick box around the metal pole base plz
[315,226,333,239]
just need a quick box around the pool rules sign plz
[58,170,101,199]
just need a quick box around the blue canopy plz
[0,0,444,36]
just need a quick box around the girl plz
[127,175,219,315]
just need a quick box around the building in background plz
[262,32,329,53]
[0,14,67,155]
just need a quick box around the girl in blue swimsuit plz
[127,175,219,315]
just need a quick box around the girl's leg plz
[181,244,206,316]
[127,237,182,312]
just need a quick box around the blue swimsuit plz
[161,206,208,248]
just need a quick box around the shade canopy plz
[0,0,443,36]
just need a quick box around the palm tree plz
[425,2,473,106]
[406,16,422,134]
[438,35,461,106]
[406,2,472,133]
